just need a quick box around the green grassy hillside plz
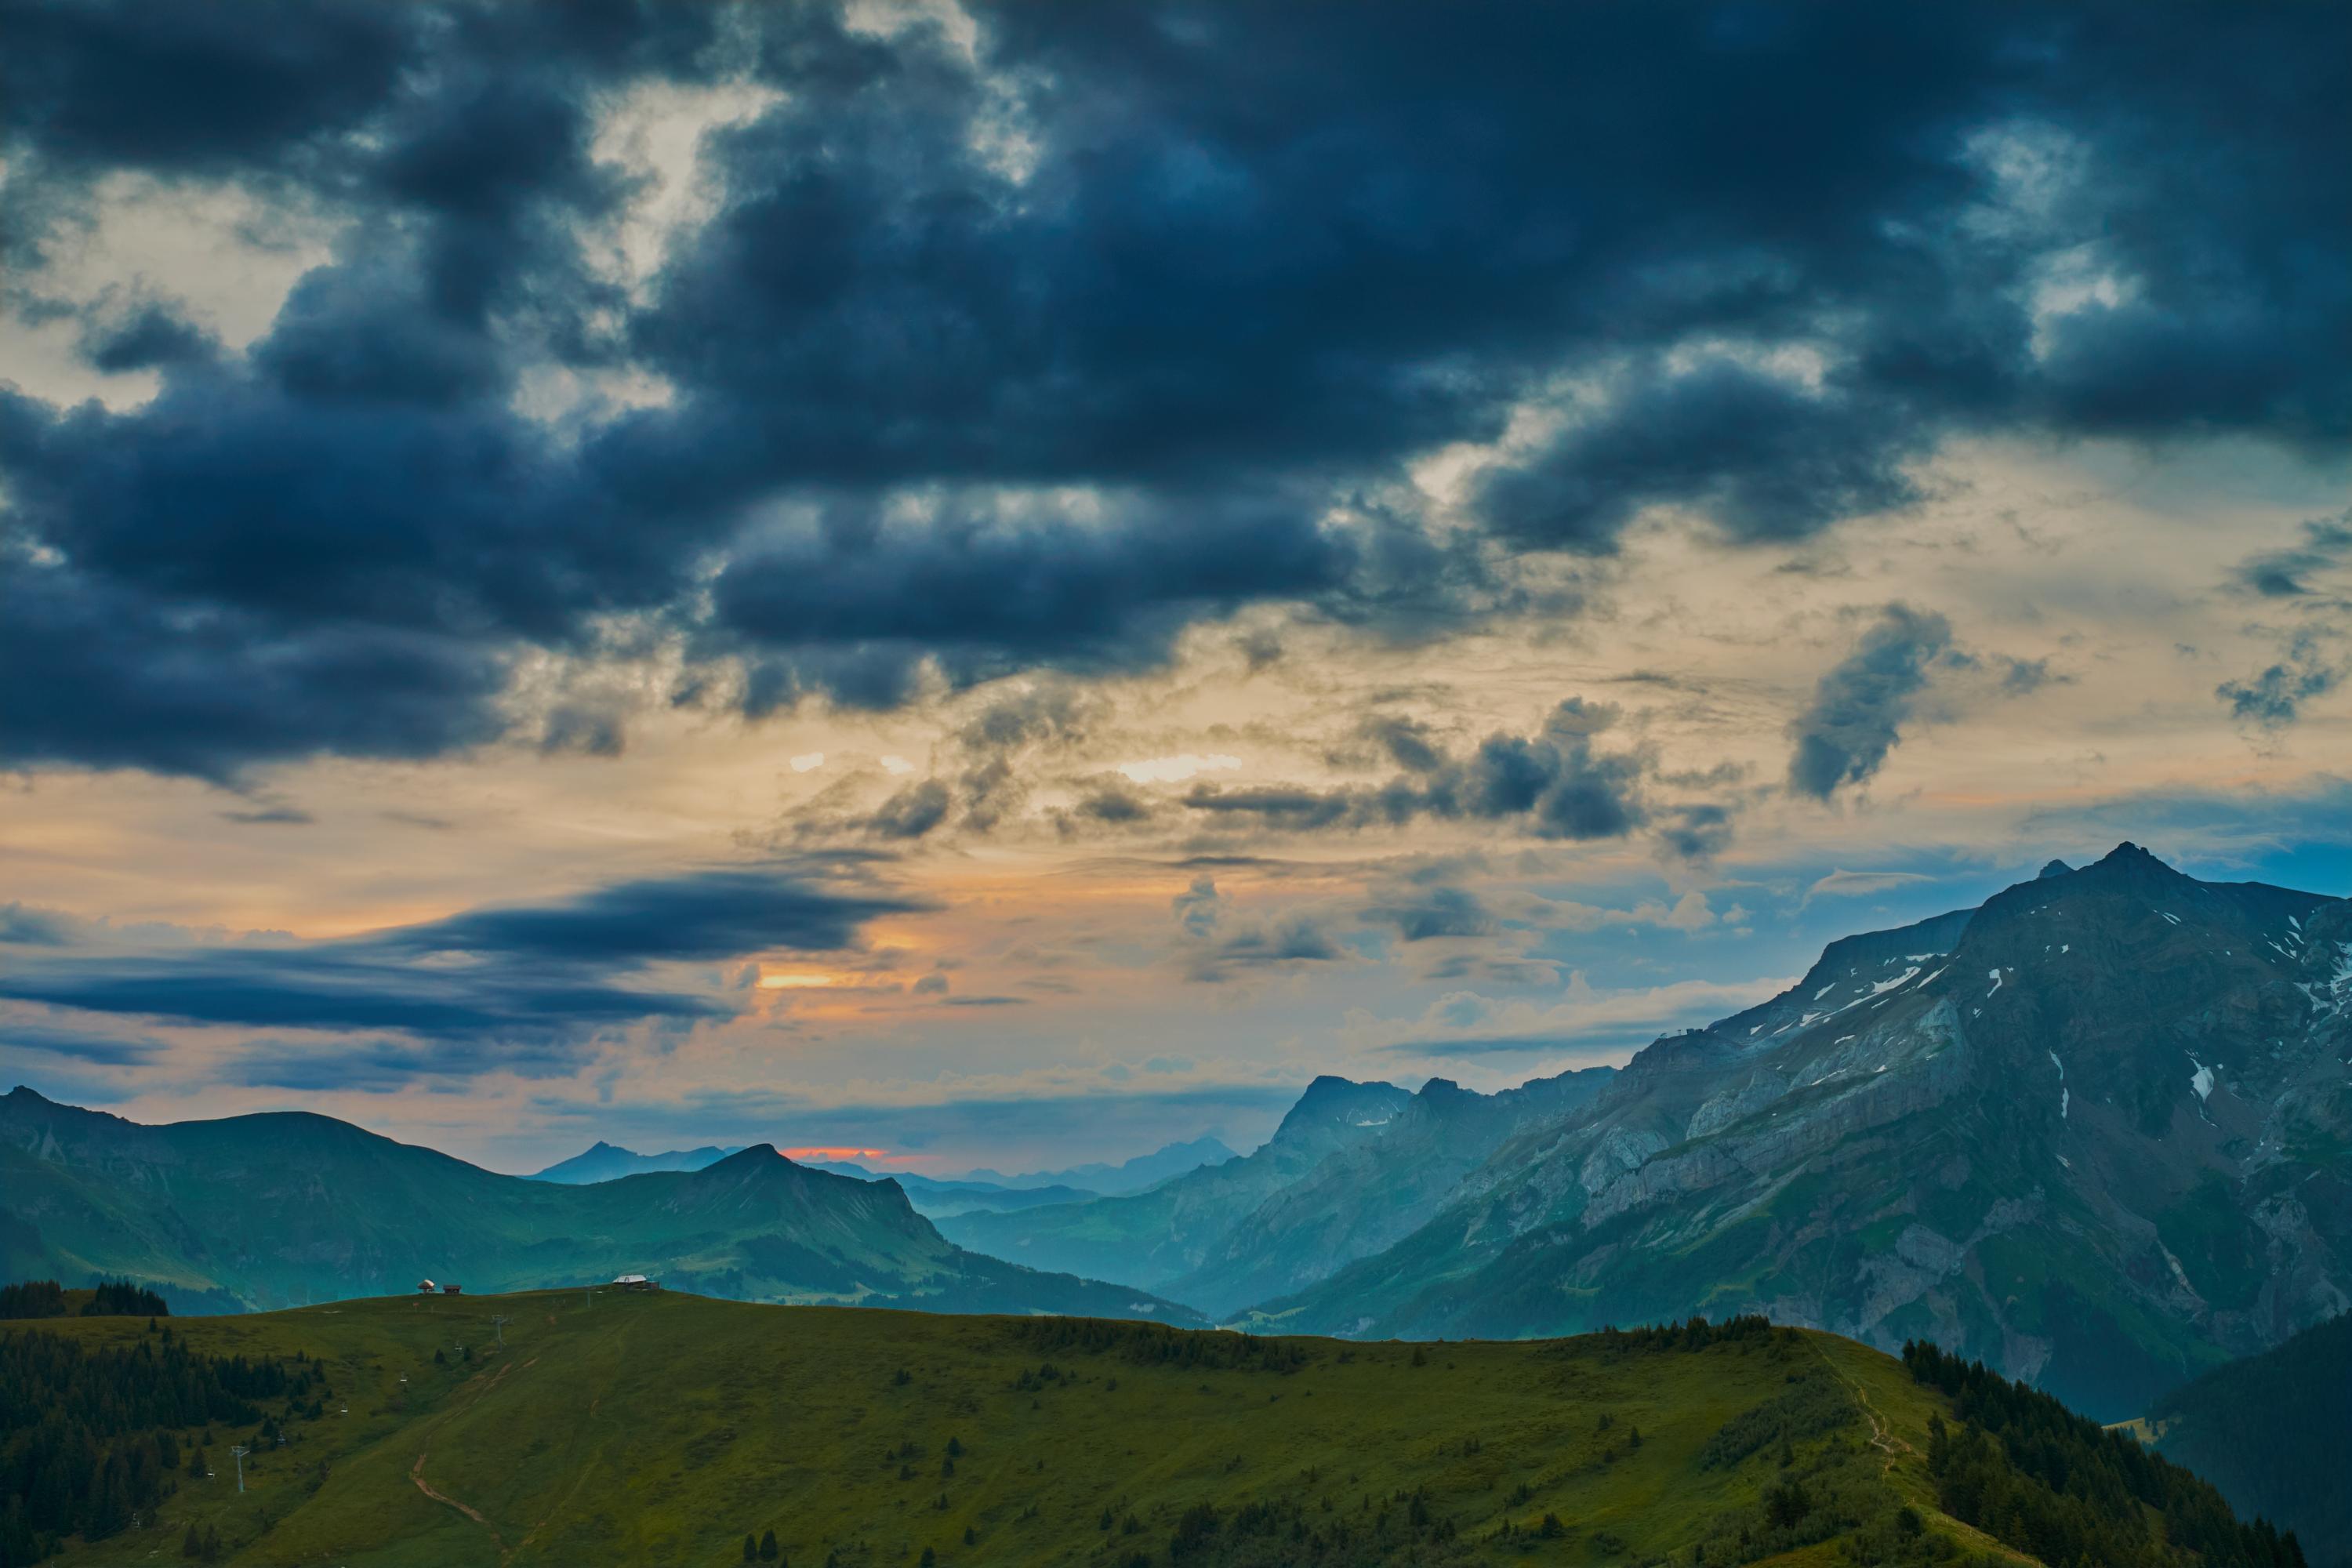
[3,1291,2299,1568]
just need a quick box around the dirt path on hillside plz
[1853,1381,1909,1457]
[1844,1371,1918,1474]
[412,1450,503,1549]
[1810,1341,1915,1472]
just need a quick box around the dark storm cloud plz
[4,2,2349,776]
[1167,874,1344,981]
[217,804,316,826]
[705,492,1348,704]
[1998,658,2061,698]
[223,1038,534,1094]
[1787,604,1956,800]
[1185,697,1657,844]
[78,300,218,372]
[1359,716,1446,775]
[1474,363,1926,550]
[2234,513,2352,601]
[1054,785,1155,837]
[1656,803,1737,864]
[957,686,1097,755]
[1362,885,1496,942]
[2216,635,2344,731]
[868,779,953,840]
[0,1021,167,1066]
[0,0,419,182]
[378,862,923,965]
[0,861,927,1053]
[0,558,513,782]
[0,904,74,946]
[855,682,1110,841]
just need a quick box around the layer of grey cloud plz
[0,859,927,1062]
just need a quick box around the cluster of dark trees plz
[0,1327,323,1566]
[1152,1490,1462,1566]
[1008,1317,1310,1374]
[0,1279,169,1320]
[1699,1371,1854,1468]
[1902,1339,2306,1568]
[1591,1314,1786,1354]
[2151,1312,2350,1567]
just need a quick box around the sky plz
[2,1,2349,1176]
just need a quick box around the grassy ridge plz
[18,1293,2020,1567]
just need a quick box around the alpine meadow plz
[3,2,2349,1566]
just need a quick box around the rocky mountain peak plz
[2092,839,2176,876]
[2038,858,2073,879]
[703,1142,789,1172]
[1275,1075,1410,1136]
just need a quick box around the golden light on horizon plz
[758,971,842,990]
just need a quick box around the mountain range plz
[525,1135,1237,1217]
[528,1140,746,1184]
[938,1068,1618,1317]
[5,841,2345,1424]
[0,1090,1201,1324]
[956,1134,1241,1194]
[800,1165,1103,1218]
[1208,844,2351,1417]
[526,1140,1099,1218]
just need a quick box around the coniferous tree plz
[760,1527,778,1559]
[1764,1478,1811,1529]
[0,1280,67,1318]
[0,1328,317,1549]
[744,1532,758,1560]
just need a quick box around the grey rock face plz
[1250,845,2352,1421]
